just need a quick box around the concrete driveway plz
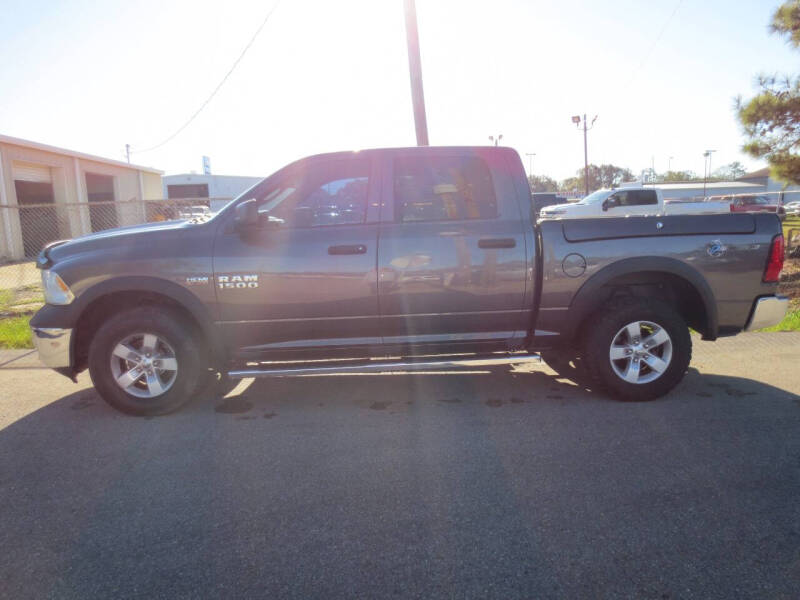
[0,333,799,599]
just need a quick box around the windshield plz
[578,189,613,204]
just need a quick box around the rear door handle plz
[478,238,516,249]
[328,244,367,255]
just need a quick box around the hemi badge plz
[186,276,210,286]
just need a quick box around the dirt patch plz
[779,256,800,305]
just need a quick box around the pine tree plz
[738,0,800,183]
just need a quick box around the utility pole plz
[125,144,131,164]
[403,0,429,146]
[668,156,673,173]
[489,134,503,147]
[526,152,536,177]
[702,149,716,197]
[572,114,597,196]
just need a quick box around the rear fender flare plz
[566,256,718,341]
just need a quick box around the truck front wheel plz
[88,307,203,416]
[583,298,691,401]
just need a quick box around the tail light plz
[763,234,784,283]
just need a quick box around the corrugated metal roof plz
[0,134,162,174]
[647,181,763,190]
[739,167,770,180]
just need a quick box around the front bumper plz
[31,327,72,368]
[745,296,789,331]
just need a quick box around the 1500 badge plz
[217,274,259,289]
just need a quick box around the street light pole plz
[702,149,716,197]
[403,0,429,146]
[572,114,597,196]
[526,152,536,177]
[583,114,589,196]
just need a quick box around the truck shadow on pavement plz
[12,365,799,424]
[1,366,799,599]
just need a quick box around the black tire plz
[583,297,691,401]
[88,306,203,416]
[540,350,591,385]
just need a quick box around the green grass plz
[0,315,33,349]
[0,288,13,309]
[757,307,800,332]
[784,216,800,241]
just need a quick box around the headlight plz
[41,270,75,305]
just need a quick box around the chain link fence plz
[0,198,226,316]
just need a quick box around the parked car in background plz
[539,186,729,219]
[178,205,213,220]
[532,192,570,216]
[724,194,785,220]
[783,200,800,216]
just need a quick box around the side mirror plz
[602,197,616,212]
[234,199,258,229]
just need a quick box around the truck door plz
[376,149,529,354]
[213,155,381,357]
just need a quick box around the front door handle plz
[328,244,367,255]
[478,238,516,249]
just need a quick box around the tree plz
[713,161,747,180]
[661,170,699,182]
[528,174,558,193]
[737,0,800,184]
[559,164,634,194]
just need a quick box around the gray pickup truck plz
[30,146,788,415]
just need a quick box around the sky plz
[0,0,797,182]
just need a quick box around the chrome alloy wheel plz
[109,333,178,398]
[608,320,673,385]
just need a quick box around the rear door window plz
[618,190,658,206]
[393,156,497,222]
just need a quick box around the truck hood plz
[539,202,595,217]
[44,219,201,265]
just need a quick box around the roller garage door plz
[12,161,59,257]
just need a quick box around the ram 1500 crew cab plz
[30,147,788,415]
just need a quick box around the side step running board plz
[227,353,541,379]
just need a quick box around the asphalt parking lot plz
[1,332,799,599]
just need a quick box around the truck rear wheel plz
[583,298,691,401]
[88,307,203,416]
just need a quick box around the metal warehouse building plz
[0,134,163,261]
[163,173,262,212]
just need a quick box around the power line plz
[622,0,684,89]
[132,0,281,154]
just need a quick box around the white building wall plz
[647,182,766,201]
[0,138,162,261]
[163,173,262,211]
